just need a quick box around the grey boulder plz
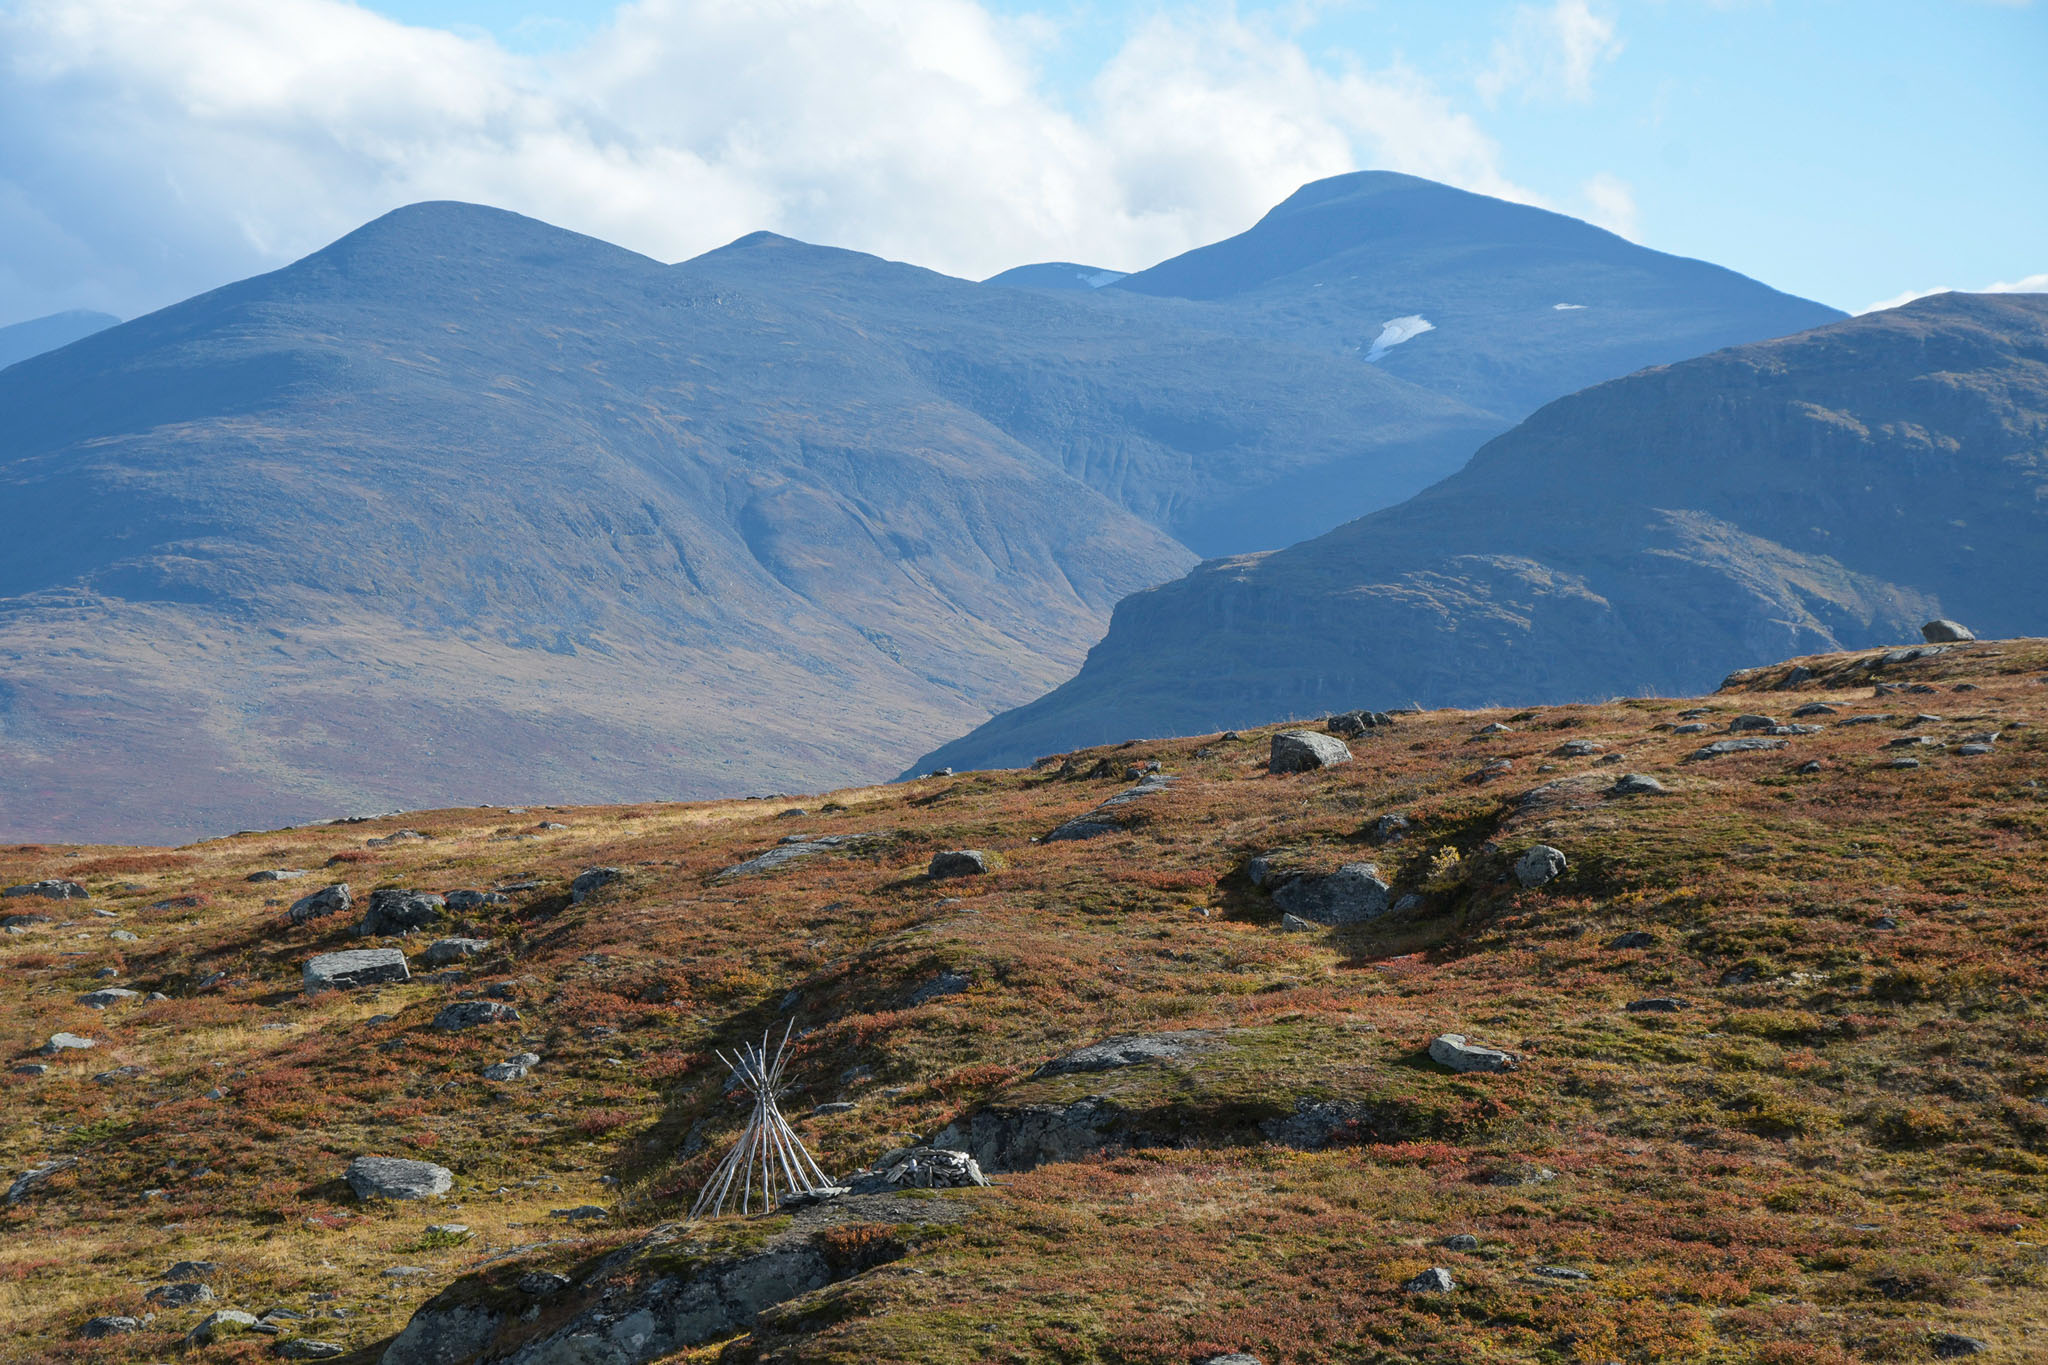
[1269,730,1352,773]
[287,883,352,925]
[303,948,410,992]
[76,987,141,1009]
[1403,1267,1456,1294]
[432,1000,519,1030]
[3,879,87,900]
[186,1310,259,1346]
[346,1155,453,1201]
[77,1316,141,1338]
[927,850,991,878]
[1513,845,1568,888]
[357,890,445,937]
[1608,773,1668,796]
[1428,1033,1517,1073]
[147,1281,215,1307]
[570,866,623,903]
[420,937,491,967]
[41,1032,96,1054]
[1035,1032,1207,1077]
[1270,863,1391,926]
[1921,620,1976,643]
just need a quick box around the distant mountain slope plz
[0,204,1201,843]
[1113,171,1845,420]
[0,308,118,370]
[917,293,2048,772]
[683,231,1499,555]
[983,261,1128,290]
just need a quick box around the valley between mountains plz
[4,638,2048,1364]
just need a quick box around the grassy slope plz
[4,641,2048,1364]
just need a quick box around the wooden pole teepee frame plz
[690,1022,835,1218]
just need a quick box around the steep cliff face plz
[919,292,2048,770]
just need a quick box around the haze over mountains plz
[0,308,119,370]
[0,173,1845,843]
[919,292,2048,775]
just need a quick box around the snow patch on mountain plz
[1365,314,1434,362]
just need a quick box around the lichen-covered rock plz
[927,850,990,878]
[77,1315,140,1338]
[287,883,352,925]
[1512,845,1568,888]
[186,1310,258,1346]
[419,937,491,967]
[1034,1032,1210,1077]
[571,866,624,903]
[3,879,87,900]
[432,1000,519,1030]
[357,890,445,937]
[1404,1267,1455,1294]
[1271,863,1391,925]
[1270,730,1352,773]
[346,1156,452,1201]
[304,948,410,991]
[1428,1033,1517,1074]
[1921,620,1975,643]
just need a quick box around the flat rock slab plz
[347,1156,453,1201]
[1689,738,1789,759]
[571,866,623,903]
[1034,1031,1213,1077]
[304,948,410,992]
[1043,771,1175,842]
[432,1001,519,1030]
[4,880,87,900]
[1270,730,1352,773]
[76,988,141,1008]
[420,937,491,967]
[288,883,352,925]
[719,833,887,878]
[1428,1033,1517,1073]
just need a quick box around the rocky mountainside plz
[0,309,118,371]
[3,640,2045,1363]
[920,292,2048,772]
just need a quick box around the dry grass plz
[4,640,2048,1362]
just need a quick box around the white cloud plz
[0,0,1545,323]
[1477,0,1622,106]
[1580,172,1638,239]
[1858,272,2048,314]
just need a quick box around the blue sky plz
[1,0,2041,323]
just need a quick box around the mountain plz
[916,292,2048,772]
[0,176,1845,843]
[0,308,119,370]
[1110,171,1845,421]
[983,261,1128,290]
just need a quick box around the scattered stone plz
[303,948,410,992]
[1278,913,1317,933]
[869,1146,988,1188]
[1513,845,1568,888]
[1368,813,1412,842]
[420,937,491,967]
[92,1065,144,1083]
[1791,702,1838,718]
[1532,1265,1590,1281]
[1728,714,1779,732]
[1269,730,1352,773]
[1959,743,1995,756]
[346,1156,453,1201]
[811,1101,857,1116]
[356,890,445,937]
[3,879,87,900]
[1884,758,1923,770]
[285,884,352,925]
[432,1001,519,1030]
[1043,769,1175,841]
[1553,739,1604,757]
[1271,863,1391,925]
[1690,738,1789,759]
[147,1281,215,1307]
[109,928,138,942]
[6,1156,78,1204]
[1921,620,1975,643]
[41,1032,95,1054]
[1428,1034,1517,1073]
[1626,997,1688,1013]
[1886,735,1942,749]
[1477,722,1513,735]
[247,869,308,883]
[570,867,623,903]
[906,969,972,1005]
[275,1341,346,1360]
[1838,713,1888,726]
[927,850,991,879]
[1036,1032,1208,1077]
[1487,1163,1557,1187]
[1795,760,1824,774]
[1441,1233,1480,1251]
[1930,1332,1990,1358]
[550,1205,609,1221]
[481,1051,541,1082]
[366,829,428,847]
[719,832,887,877]
[1607,931,1655,951]
[1325,709,1394,737]
[12,1063,47,1077]
[187,1309,260,1346]
[1608,773,1667,796]
[77,1316,141,1338]
[1198,1356,1264,1365]
[166,1260,221,1279]
[94,965,119,978]
[1671,723,1710,734]
[536,821,568,831]
[1403,1267,1455,1294]
[76,987,141,1008]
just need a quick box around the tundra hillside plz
[4,639,2046,1364]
